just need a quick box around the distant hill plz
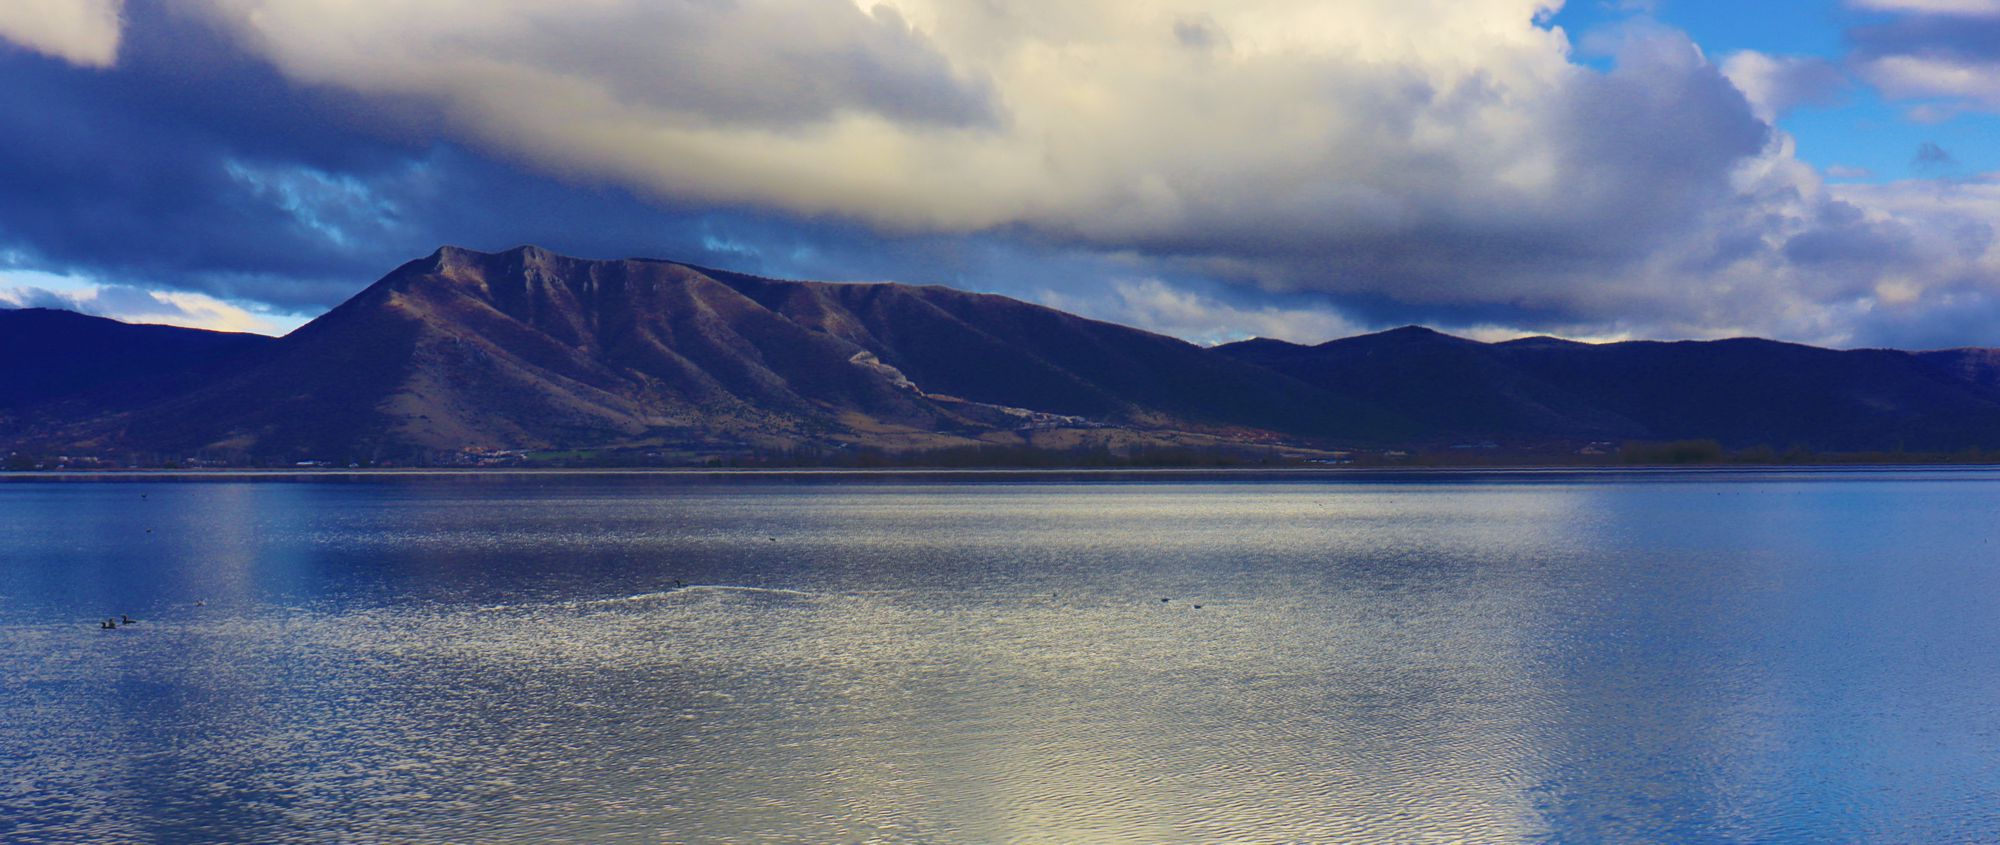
[1214,326,2000,451]
[7,246,2000,465]
[0,308,273,411]
[1919,348,2000,393]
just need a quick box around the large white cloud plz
[184,0,1583,234]
[0,0,124,68]
[153,0,2000,346]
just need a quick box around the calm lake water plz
[2,469,1998,843]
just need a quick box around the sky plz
[2,1,2000,348]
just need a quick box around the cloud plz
[1810,177,2000,346]
[1850,5,2000,111]
[1722,51,1846,120]
[1850,0,2000,15]
[165,1,1870,341]
[180,0,1597,237]
[1861,55,2000,110]
[0,0,123,68]
[2,0,2000,349]
[198,0,993,129]
[0,274,304,334]
[1915,141,1958,168]
[1034,278,1367,346]
[0,4,913,310]
[1172,16,1229,51]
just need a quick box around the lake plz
[2,469,1998,843]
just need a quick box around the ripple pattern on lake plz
[3,472,2000,843]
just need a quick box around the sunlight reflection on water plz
[2,471,1999,843]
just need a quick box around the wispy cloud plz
[1850,0,2000,16]
[1035,278,1365,346]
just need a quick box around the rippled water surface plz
[3,469,2000,843]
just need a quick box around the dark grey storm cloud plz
[0,2,1333,334]
[0,5,430,306]
[0,3,1006,313]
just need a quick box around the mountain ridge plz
[1215,324,2000,451]
[3,246,1368,462]
[6,245,2000,464]
[0,307,275,414]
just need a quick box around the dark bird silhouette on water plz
[99,618,116,629]
[121,614,136,624]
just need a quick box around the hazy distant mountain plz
[8,246,2000,464]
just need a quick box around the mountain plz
[1215,327,2000,451]
[1490,336,2000,451]
[10,246,2000,465]
[5,246,1372,462]
[1214,327,1633,441]
[1919,348,2000,393]
[0,308,274,411]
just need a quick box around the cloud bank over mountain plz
[1,0,1998,347]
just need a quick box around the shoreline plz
[6,464,1999,480]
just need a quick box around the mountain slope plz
[1217,327,2000,450]
[1920,348,2000,393]
[0,308,274,410]
[1493,337,2000,450]
[15,246,2000,463]
[22,246,1372,461]
[710,267,1384,436]
[1217,327,1638,440]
